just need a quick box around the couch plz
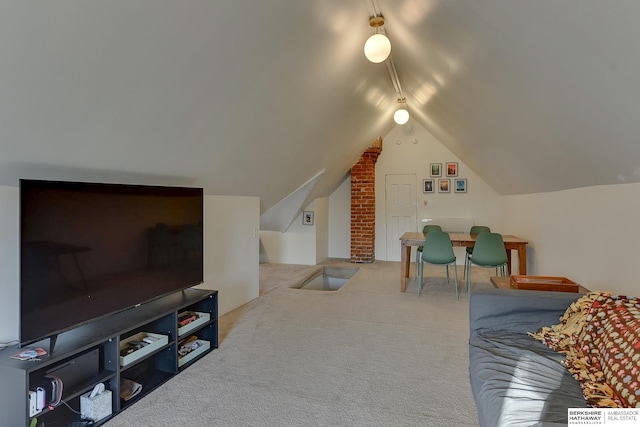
[469,287,588,426]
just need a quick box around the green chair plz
[465,232,508,295]
[464,226,491,278]
[418,231,459,299]
[415,224,444,277]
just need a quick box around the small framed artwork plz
[423,179,434,193]
[430,163,442,177]
[438,179,450,193]
[454,178,467,193]
[303,211,314,225]
[446,162,458,177]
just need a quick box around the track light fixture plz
[364,16,391,63]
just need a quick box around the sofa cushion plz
[470,287,583,334]
[470,330,586,426]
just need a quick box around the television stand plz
[0,288,218,427]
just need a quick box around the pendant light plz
[364,16,391,63]
[394,98,409,124]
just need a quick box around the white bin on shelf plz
[178,340,211,367]
[177,311,211,336]
[119,332,168,367]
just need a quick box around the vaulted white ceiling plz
[1,1,638,213]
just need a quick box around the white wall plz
[314,197,329,264]
[263,120,504,266]
[0,186,19,343]
[259,200,318,265]
[0,187,258,343]
[502,183,640,296]
[328,177,351,259]
[374,120,503,262]
[197,195,260,316]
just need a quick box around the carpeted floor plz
[105,259,491,426]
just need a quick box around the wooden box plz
[510,275,579,293]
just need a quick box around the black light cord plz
[60,399,82,415]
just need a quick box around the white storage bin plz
[177,311,211,337]
[119,332,168,367]
[178,340,210,367]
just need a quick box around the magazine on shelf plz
[11,347,47,361]
[120,378,142,401]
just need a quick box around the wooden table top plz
[400,232,529,245]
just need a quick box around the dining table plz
[399,231,529,292]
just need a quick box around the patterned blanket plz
[530,292,640,408]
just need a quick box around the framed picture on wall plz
[430,163,442,177]
[303,211,314,225]
[423,179,434,193]
[446,162,458,177]
[454,178,467,193]
[439,179,450,193]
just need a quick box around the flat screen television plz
[20,179,204,349]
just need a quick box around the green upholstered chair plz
[465,232,508,296]
[464,225,491,278]
[418,231,459,299]
[415,224,444,277]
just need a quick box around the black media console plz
[0,288,218,427]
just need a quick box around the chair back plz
[470,232,508,266]
[421,231,456,265]
[469,225,490,235]
[422,224,442,234]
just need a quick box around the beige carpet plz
[105,259,492,426]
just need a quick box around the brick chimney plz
[350,137,383,263]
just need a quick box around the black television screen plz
[20,179,204,347]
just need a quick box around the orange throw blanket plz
[530,292,640,408]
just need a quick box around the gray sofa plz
[469,287,589,426]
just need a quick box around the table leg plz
[518,244,527,275]
[400,243,411,292]
[506,251,512,275]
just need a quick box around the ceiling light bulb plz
[364,33,391,63]
[394,108,409,125]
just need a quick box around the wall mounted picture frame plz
[430,163,442,177]
[423,179,434,193]
[446,162,458,177]
[303,211,314,225]
[454,178,467,193]
[439,179,450,193]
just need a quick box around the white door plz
[385,174,417,261]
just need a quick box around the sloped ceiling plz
[0,1,639,214]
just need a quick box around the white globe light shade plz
[364,34,391,63]
[394,108,409,124]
